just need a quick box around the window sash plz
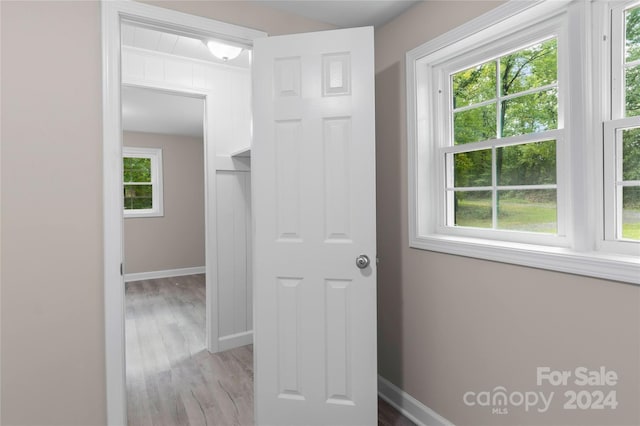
[604,117,640,248]
[433,25,565,243]
[611,0,640,119]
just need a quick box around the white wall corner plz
[124,266,206,282]
[378,375,454,426]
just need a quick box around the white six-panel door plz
[253,27,377,425]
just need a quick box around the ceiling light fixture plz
[206,40,243,61]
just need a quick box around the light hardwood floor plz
[126,274,414,426]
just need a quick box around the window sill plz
[123,210,163,219]
[410,234,640,285]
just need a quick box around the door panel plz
[253,27,377,425]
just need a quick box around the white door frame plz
[101,2,265,424]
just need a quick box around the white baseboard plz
[124,266,206,282]
[218,330,253,352]
[378,375,453,426]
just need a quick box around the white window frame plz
[407,0,640,284]
[123,146,164,218]
[435,19,567,247]
[601,0,640,256]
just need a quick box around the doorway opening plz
[104,4,382,425]
[103,2,265,423]
[120,20,255,426]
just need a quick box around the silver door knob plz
[355,254,370,269]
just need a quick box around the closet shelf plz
[230,147,251,158]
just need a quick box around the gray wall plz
[374,2,640,425]
[123,131,205,274]
[0,2,334,424]
[1,2,106,424]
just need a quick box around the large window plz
[123,147,163,218]
[605,1,640,248]
[446,38,560,235]
[407,1,639,284]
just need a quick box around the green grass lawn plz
[457,197,640,239]
[456,197,557,233]
[456,197,558,232]
[623,223,640,240]
[623,215,640,240]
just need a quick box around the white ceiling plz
[262,0,420,28]
[120,24,238,138]
[121,1,420,137]
[122,86,204,138]
[121,23,252,68]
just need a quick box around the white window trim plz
[123,146,164,218]
[407,0,640,285]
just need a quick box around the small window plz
[123,147,163,218]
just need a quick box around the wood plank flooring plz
[126,274,414,426]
